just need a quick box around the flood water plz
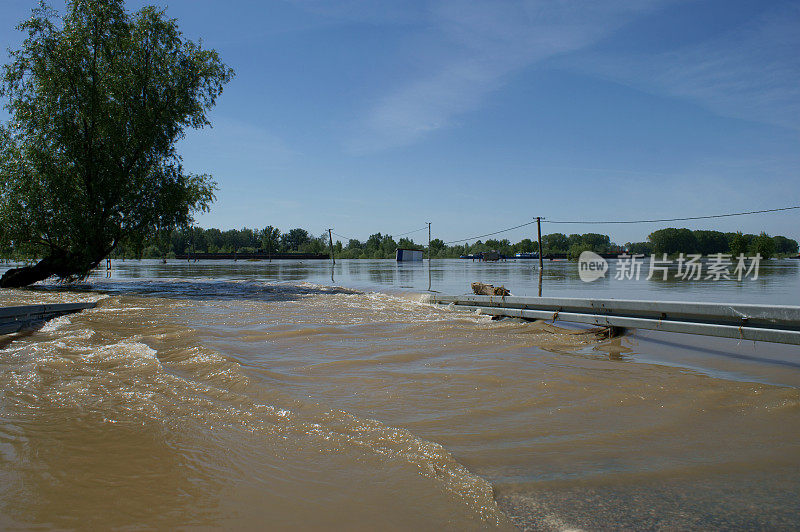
[0,258,798,530]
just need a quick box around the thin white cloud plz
[288,0,425,24]
[342,0,669,153]
[180,117,298,180]
[573,3,800,131]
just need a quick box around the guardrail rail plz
[426,294,800,345]
[0,302,98,335]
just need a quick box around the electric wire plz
[443,220,539,244]
[333,206,799,247]
[331,225,428,243]
[442,206,799,245]
[331,231,356,242]
[544,206,800,224]
[392,225,430,238]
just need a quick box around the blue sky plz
[1,0,798,245]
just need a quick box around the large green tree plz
[728,232,754,257]
[694,230,729,255]
[0,0,233,287]
[750,232,776,260]
[260,226,280,254]
[648,228,698,255]
[542,233,569,254]
[280,228,311,251]
[773,235,799,255]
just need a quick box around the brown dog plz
[471,282,511,296]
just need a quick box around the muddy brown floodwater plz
[1,260,798,530]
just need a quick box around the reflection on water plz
[89,257,800,304]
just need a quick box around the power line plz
[393,225,430,238]
[335,205,799,247]
[545,206,800,224]
[441,205,799,245]
[331,231,356,242]
[331,225,429,243]
[444,220,539,244]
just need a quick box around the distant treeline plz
[628,229,797,259]
[91,226,799,261]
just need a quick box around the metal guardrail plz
[0,302,97,335]
[426,294,800,345]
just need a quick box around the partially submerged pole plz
[537,216,543,297]
[327,228,335,266]
[427,222,432,291]
[427,222,432,261]
[536,217,543,269]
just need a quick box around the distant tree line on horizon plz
[78,226,799,261]
[4,225,795,262]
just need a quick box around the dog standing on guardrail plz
[471,282,511,296]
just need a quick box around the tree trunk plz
[0,253,102,288]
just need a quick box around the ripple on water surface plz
[1,277,799,529]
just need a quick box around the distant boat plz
[481,251,500,262]
[514,252,538,259]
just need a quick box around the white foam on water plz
[39,316,72,332]
[287,409,508,525]
[297,289,495,327]
[90,306,151,312]
[500,493,585,532]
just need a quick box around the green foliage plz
[141,244,163,259]
[0,0,232,286]
[749,232,776,259]
[427,238,446,258]
[365,233,383,251]
[773,235,799,255]
[397,237,422,250]
[648,228,698,255]
[358,233,396,257]
[542,233,568,254]
[260,226,280,253]
[515,238,536,253]
[429,238,446,251]
[12,220,800,262]
[299,232,327,254]
[539,233,615,255]
[694,230,729,255]
[626,241,653,255]
[281,228,311,251]
[567,242,592,261]
[578,233,612,253]
[646,228,789,258]
[380,235,398,256]
[728,232,753,257]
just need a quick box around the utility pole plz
[536,217,543,270]
[327,228,335,265]
[427,222,432,292]
[427,222,432,261]
[537,217,543,297]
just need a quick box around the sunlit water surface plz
[0,258,798,530]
